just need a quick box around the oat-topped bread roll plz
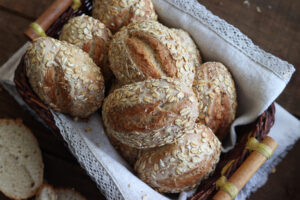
[135,124,221,193]
[59,15,112,80]
[102,77,199,149]
[25,37,105,118]
[92,0,157,33]
[109,21,195,86]
[172,28,202,68]
[193,62,237,140]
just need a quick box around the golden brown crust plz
[59,15,112,81]
[25,37,105,118]
[102,77,199,149]
[135,124,221,193]
[92,0,157,33]
[172,28,202,68]
[193,62,237,140]
[109,21,195,86]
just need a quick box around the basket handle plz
[212,136,278,200]
[24,0,74,40]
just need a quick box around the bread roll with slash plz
[102,77,199,149]
[135,124,221,193]
[109,20,196,86]
[25,37,105,118]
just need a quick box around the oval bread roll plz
[172,28,202,68]
[193,62,237,140]
[109,21,195,86]
[0,119,43,199]
[92,0,157,33]
[59,15,112,80]
[135,124,221,193]
[102,77,199,149]
[25,37,105,118]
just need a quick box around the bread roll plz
[135,124,221,193]
[0,119,43,199]
[102,77,199,149]
[25,37,105,118]
[193,62,237,140]
[172,28,202,68]
[92,0,157,33]
[59,15,112,80]
[109,21,195,86]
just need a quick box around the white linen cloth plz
[0,0,298,199]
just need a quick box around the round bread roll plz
[172,28,202,68]
[102,77,199,149]
[135,124,221,193]
[193,62,237,140]
[0,119,43,199]
[92,0,157,33]
[109,21,195,86]
[59,15,112,80]
[25,37,105,118]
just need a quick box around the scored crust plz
[59,15,112,81]
[109,20,195,86]
[135,124,221,193]
[193,62,237,140]
[92,0,157,33]
[25,37,105,118]
[102,77,199,149]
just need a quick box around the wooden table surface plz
[0,0,299,199]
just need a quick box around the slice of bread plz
[35,184,57,200]
[0,119,44,199]
[56,188,87,200]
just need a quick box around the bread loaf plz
[92,0,157,33]
[35,184,57,200]
[102,77,199,149]
[109,21,195,86]
[0,119,43,199]
[135,124,221,193]
[172,28,202,68]
[59,15,112,80]
[193,62,237,140]
[25,37,105,118]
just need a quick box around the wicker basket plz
[14,0,276,199]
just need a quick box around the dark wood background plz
[0,0,299,199]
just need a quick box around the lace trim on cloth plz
[52,113,125,200]
[160,0,295,82]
